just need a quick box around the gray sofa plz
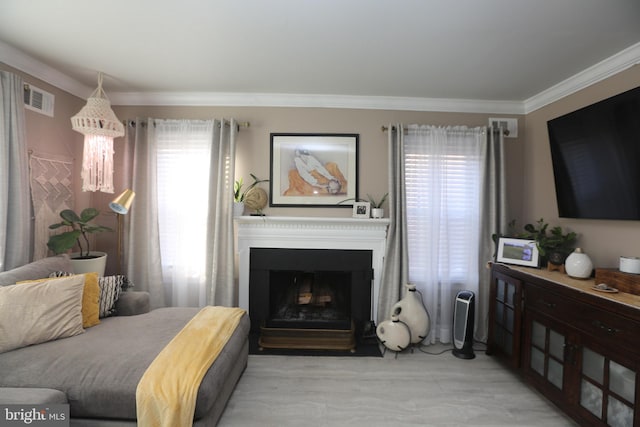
[0,255,249,426]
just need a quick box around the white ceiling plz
[1,0,640,113]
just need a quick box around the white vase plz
[233,202,245,217]
[371,208,384,219]
[390,283,430,343]
[376,314,411,352]
[70,251,107,276]
[565,248,593,279]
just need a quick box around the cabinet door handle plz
[592,320,619,335]
[538,299,556,309]
[564,343,578,366]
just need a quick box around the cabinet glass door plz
[580,347,635,427]
[493,276,518,356]
[530,319,566,391]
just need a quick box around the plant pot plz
[547,251,568,266]
[70,251,107,276]
[371,208,384,219]
[233,202,245,217]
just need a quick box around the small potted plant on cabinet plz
[47,208,113,276]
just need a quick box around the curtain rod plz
[381,125,509,136]
[124,119,250,130]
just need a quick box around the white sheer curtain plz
[404,125,485,344]
[0,71,30,271]
[127,118,237,308]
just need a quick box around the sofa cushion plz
[0,255,71,286]
[0,275,85,353]
[22,272,101,328]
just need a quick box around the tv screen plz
[547,86,640,220]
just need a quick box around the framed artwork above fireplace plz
[269,133,358,207]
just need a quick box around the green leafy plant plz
[234,174,269,203]
[47,208,113,258]
[367,193,388,209]
[522,218,576,262]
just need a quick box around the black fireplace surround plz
[249,248,373,337]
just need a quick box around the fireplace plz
[236,216,390,350]
[249,248,373,350]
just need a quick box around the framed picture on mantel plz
[269,133,358,207]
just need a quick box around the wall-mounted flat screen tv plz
[547,86,640,220]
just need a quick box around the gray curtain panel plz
[477,125,508,341]
[377,124,409,325]
[0,71,31,271]
[126,118,166,309]
[205,119,237,307]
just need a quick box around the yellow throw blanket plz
[136,306,246,427]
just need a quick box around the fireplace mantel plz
[236,216,390,322]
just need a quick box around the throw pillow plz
[49,272,135,318]
[98,275,130,318]
[23,272,101,328]
[0,275,85,354]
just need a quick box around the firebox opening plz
[267,270,352,330]
[249,248,373,351]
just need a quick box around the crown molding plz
[110,91,524,114]
[523,42,640,114]
[0,40,92,99]
[3,39,638,115]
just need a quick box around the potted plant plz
[234,174,269,216]
[47,208,113,276]
[521,218,577,266]
[233,177,246,216]
[368,193,388,219]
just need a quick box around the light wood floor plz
[218,345,578,427]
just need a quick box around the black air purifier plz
[452,290,475,359]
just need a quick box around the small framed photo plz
[496,237,539,267]
[352,202,370,218]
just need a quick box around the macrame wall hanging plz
[29,152,74,260]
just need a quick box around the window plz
[155,120,214,305]
[403,126,484,342]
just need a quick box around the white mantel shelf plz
[235,216,390,322]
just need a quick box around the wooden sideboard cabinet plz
[488,263,640,427]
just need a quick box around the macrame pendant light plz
[71,72,124,193]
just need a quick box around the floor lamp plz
[109,189,135,274]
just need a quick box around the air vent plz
[23,83,54,117]
[489,117,517,138]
